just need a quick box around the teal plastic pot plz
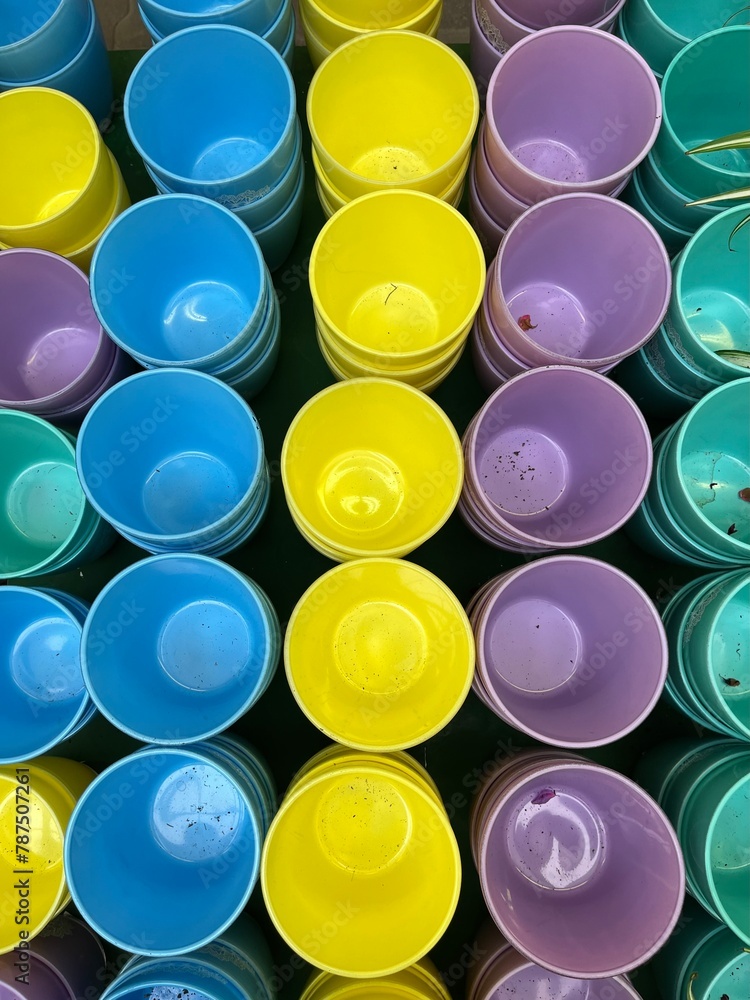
[661,381,750,562]
[662,572,743,737]
[109,912,275,1000]
[681,570,750,740]
[625,494,714,566]
[666,206,750,383]
[611,337,696,419]
[630,427,740,569]
[615,9,663,78]
[680,750,750,943]
[619,0,739,77]
[685,922,750,1000]
[652,429,747,569]
[653,26,750,200]
[638,151,725,233]
[655,739,748,914]
[643,324,722,401]
[650,898,727,1000]
[633,737,713,803]
[0,410,112,579]
[620,168,692,256]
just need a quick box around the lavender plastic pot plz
[465,921,512,999]
[474,0,535,52]
[477,114,633,229]
[468,162,506,261]
[458,491,549,555]
[471,0,625,107]
[470,1,504,107]
[474,119,530,229]
[460,464,550,552]
[488,194,671,368]
[500,0,627,29]
[21,912,107,1000]
[484,26,661,204]
[0,249,116,416]
[476,756,685,977]
[474,556,667,746]
[41,341,134,427]
[466,367,652,548]
[471,320,511,392]
[472,945,641,999]
[477,276,528,375]
[0,956,72,999]
[480,260,620,381]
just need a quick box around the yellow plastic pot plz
[281,379,463,559]
[285,559,474,750]
[301,0,442,59]
[307,31,478,200]
[0,757,96,954]
[310,190,485,368]
[0,88,116,254]
[261,758,461,976]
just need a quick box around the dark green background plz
[19,46,710,1000]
